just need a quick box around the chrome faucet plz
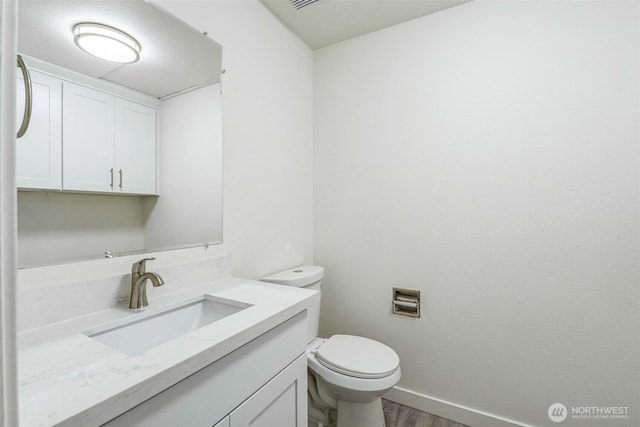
[129,257,164,310]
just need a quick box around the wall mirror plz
[16,0,223,268]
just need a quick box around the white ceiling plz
[260,0,473,50]
[18,0,222,99]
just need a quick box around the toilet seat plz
[307,336,401,393]
[315,335,399,379]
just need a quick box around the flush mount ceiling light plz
[73,23,140,64]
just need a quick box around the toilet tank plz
[261,265,324,344]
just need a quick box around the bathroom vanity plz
[104,313,308,427]
[17,256,318,427]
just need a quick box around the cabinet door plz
[16,70,62,190]
[230,354,307,427]
[115,98,157,195]
[62,81,114,192]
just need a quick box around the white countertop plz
[18,278,318,427]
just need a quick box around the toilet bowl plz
[261,266,401,427]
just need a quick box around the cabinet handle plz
[109,168,114,188]
[16,55,33,138]
[118,169,123,189]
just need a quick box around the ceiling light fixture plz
[73,23,140,64]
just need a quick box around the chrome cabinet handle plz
[110,168,114,188]
[118,169,123,188]
[16,55,33,138]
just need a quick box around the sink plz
[84,296,251,356]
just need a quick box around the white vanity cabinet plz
[16,70,62,190]
[62,82,157,195]
[229,354,306,427]
[102,312,308,427]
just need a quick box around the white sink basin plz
[84,296,251,356]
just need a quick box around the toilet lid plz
[315,335,399,379]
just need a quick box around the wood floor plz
[382,399,470,427]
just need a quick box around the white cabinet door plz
[213,416,230,427]
[115,98,157,194]
[16,70,61,190]
[62,81,115,192]
[230,354,307,427]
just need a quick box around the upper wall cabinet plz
[115,99,157,195]
[16,70,62,190]
[62,82,115,193]
[62,82,157,195]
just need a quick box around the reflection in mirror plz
[16,0,223,268]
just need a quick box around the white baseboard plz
[383,386,534,427]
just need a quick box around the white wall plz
[314,1,640,426]
[155,0,314,279]
[143,83,223,250]
[18,192,145,267]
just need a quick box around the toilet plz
[262,266,401,427]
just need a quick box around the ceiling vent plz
[290,0,321,10]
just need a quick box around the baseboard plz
[383,386,534,427]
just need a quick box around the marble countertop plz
[18,277,318,427]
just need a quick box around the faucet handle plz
[132,257,156,274]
